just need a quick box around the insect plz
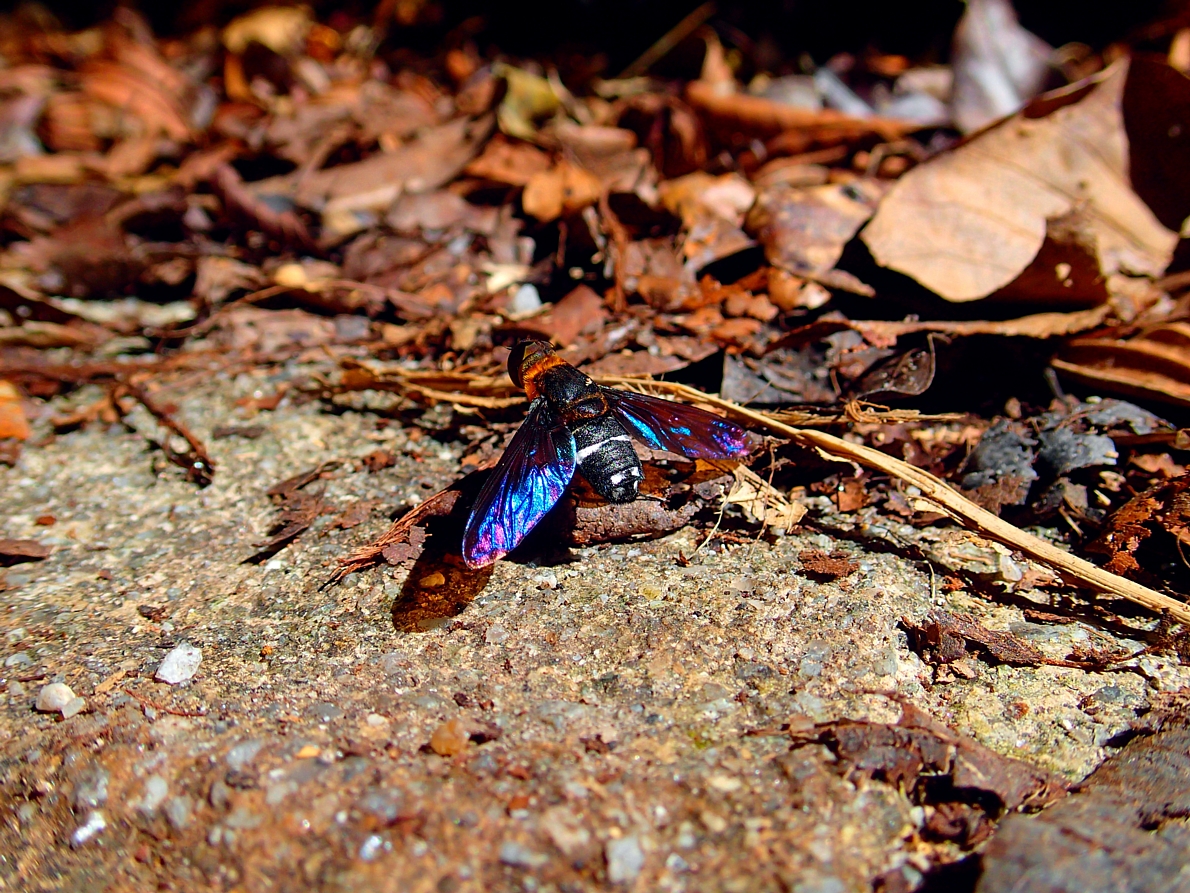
[462,341,751,568]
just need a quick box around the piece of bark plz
[977,723,1190,893]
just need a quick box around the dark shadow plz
[391,502,493,632]
[916,854,982,893]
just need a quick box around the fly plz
[462,341,751,568]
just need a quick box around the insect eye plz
[507,342,528,387]
[507,340,551,388]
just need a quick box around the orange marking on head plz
[520,352,565,400]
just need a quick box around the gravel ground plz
[0,364,1180,892]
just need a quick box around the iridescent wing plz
[603,387,750,459]
[462,399,576,568]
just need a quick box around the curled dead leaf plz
[1053,322,1190,407]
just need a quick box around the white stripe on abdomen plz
[575,434,631,463]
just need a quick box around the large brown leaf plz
[862,59,1178,302]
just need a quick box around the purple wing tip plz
[717,422,753,456]
[463,525,509,569]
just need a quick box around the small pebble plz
[163,795,193,830]
[606,835,645,884]
[155,642,202,685]
[359,834,385,861]
[209,779,231,811]
[61,697,85,718]
[508,283,542,316]
[7,680,25,697]
[484,624,508,645]
[306,702,343,723]
[70,810,106,848]
[429,718,470,756]
[700,810,728,833]
[225,738,265,770]
[499,840,547,869]
[139,775,169,814]
[73,769,110,810]
[35,682,75,714]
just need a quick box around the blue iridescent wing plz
[604,387,750,459]
[462,399,576,568]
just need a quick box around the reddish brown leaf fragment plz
[463,136,552,186]
[381,526,428,566]
[799,549,859,581]
[249,492,332,560]
[810,703,1066,838]
[0,440,20,467]
[835,478,868,513]
[359,450,396,472]
[330,485,466,584]
[905,612,1046,667]
[510,284,607,348]
[1089,472,1190,577]
[266,461,338,501]
[0,539,51,566]
[212,163,315,251]
[331,500,379,531]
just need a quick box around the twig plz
[610,379,1190,625]
[117,380,216,486]
[598,192,630,314]
[121,689,208,717]
[619,1,718,79]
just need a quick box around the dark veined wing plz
[462,399,577,568]
[603,387,750,459]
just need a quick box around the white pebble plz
[35,682,75,713]
[70,810,106,847]
[138,775,170,814]
[508,283,542,315]
[60,697,86,719]
[606,835,645,884]
[156,642,203,684]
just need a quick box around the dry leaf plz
[1053,321,1190,407]
[463,136,552,186]
[0,381,31,441]
[686,79,919,144]
[950,0,1052,133]
[659,172,756,271]
[521,161,603,222]
[724,465,806,529]
[0,538,51,565]
[1089,472,1190,576]
[1122,56,1190,234]
[222,6,312,56]
[863,59,1179,302]
[253,116,493,236]
[746,180,884,295]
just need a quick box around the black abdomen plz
[572,415,642,503]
